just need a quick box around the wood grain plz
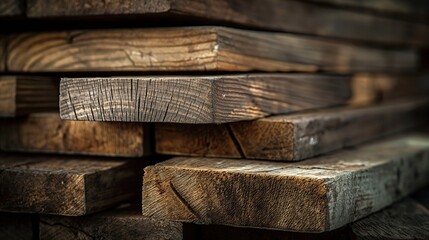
[0,113,150,157]
[26,0,429,46]
[40,203,183,240]
[351,196,429,239]
[350,73,429,105]
[0,76,58,117]
[0,213,34,240]
[0,154,141,216]
[142,134,429,232]
[0,0,24,17]
[186,224,349,240]
[305,0,429,22]
[60,74,351,123]
[156,98,428,160]
[7,27,417,73]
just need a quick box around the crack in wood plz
[225,124,246,158]
[169,181,202,220]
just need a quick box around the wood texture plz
[156,98,428,160]
[60,74,351,123]
[0,213,34,240]
[142,134,429,232]
[0,76,58,117]
[40,203,183,240]
[305,0,429,21]
[186,224,349,240]
[350,73,429,105]
[26,0,429,46]
[186,186,429,239]
[7,27,417,73]
[350,194,429,239]
[0,0,24,17]
[0,154,141,216]
[0,113,150,157]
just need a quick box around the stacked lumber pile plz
[1,0,429,239]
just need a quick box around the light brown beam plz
[0,76,58,117]
[25,0,429,46]
[142,134,429,232]
[0,113,151,157]
[7,27,416,73]
[60,74,351,123]
[0,154,142,216]
[156,98,428,161]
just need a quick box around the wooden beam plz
[350,73,429,105]
[60,74,352,123]
[7,27,416,73]
[0,76,58,117]
[0,113,150,157]
[350,194,429,239]
[142,134,429,232]
[0,0,24,17]
[187,224,349,240]
[156,98,428,160]
[0,154,142,216]
[0,213,34,240]
[304,0,429,22]
[187,186,429,239]
[25,0,429,46]
[40,203,183,240]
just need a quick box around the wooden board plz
[7,27,417,73]
[0,0,24,17]
[185,186,429,239]
[350,73,429,105]
[0,113,150,157]
[156,98,428,160]
[142,134,429,232]
[25,0,429,46]
[0,76,58,117]
[305,0,429,22]
[350,194,429,239]
[59,74,352,123]
[0,213,34,240]
[40,203,183,240]
[185,224,349,240]
[0,154,142,216]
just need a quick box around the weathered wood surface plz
[7,27,417,73]
[0,154,141,216]
[26,0,429,46]
[185,186,429,239]
[0,212,34,240]
[350,73,429,105]
[350,189,429,240]
[0,0,24,17]
[305,0,429,21]
[156,98,428,160]
[185,224,349,240]
[0,113,149,157]
[60,74,352,123]
[0,76,58,117]
[40,203,183,240]
[142,134,429,232]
